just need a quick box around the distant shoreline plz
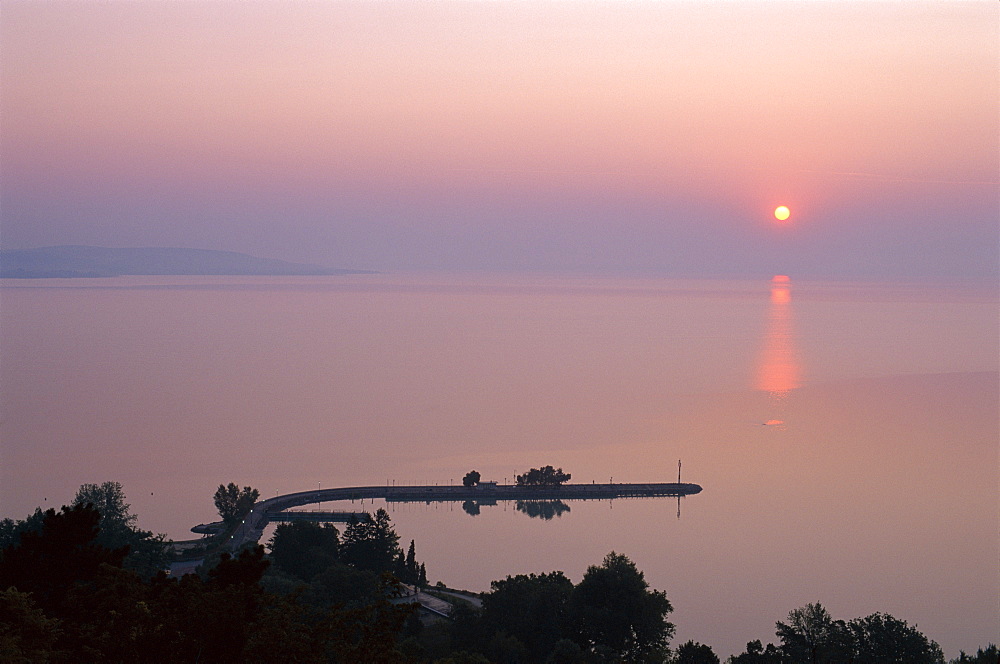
[0,245,375,278]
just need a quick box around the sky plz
[1,1,997,280]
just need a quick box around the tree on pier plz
[462,470,481,487]
[516,465,571,487]
[214,483,260,526]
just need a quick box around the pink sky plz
[2,1,997,278]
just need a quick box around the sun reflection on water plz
[756,275,801,428]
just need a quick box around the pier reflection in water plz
[242,481,700,535]
[755,275,802,428]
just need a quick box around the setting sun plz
[774,206,791,221]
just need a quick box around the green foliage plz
[516,465,572,487]
[950,644,999,664]
[730,639,783,663]
[214,482,260,525]
[264,513,427,611]
[459,552,673,663]
[0,492,426,662]
[401,539,419,585]
[73,481,137,531]
[341,508,401,574]
[0,512,410,663]
[846,612,944,664]
[304,562,379,609]
[775,602,851,664]
[463,470,481,487]
[73,481,170,577]
[676,640,720,664]
[481,571,574,661]
[1,484,169,580]
[487,631,530,663]
[0,587,62,663]
[0,510,46,550]
[569,551,674,662]
[775,604,944,664]
[0,504,128,612]
[267,521,341,582]
[321,574,416,663]
[546,638,586,664]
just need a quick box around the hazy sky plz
[2,1,997,279]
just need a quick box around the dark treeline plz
[1,483,995,663]
[0,481,169,578]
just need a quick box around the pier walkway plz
[211,481,702,551]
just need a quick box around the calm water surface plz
[1,273,996,656]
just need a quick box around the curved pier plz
[211,481,703,550]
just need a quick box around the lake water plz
[1,273,996,657]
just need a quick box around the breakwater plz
[210,481,702,550]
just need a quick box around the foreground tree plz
[214,483,260,525]
[341,508,402,574]
[1,483,168,578]
[0,493,425,661]
[266,520,341,582]
[73,481,169,577]
[480,571,574,662]
[776,602,851,664]
[846,612,944,664]
[569,551,674,661]
[731,639,783,664]
[950,645,999,664]
[0,504,128,613]
[676,639,720,664]
[0,587,61,662]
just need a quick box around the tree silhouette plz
[776,603,851,664]
[677,639,720,664]
[0,503,128,613]
[214,483,260,525]
[516,465,571,487]
[846,612,944,663]
[568,551,674,661]
[73,481,169,577]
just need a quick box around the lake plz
[1,273,996,657]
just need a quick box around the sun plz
[774,206,791,221]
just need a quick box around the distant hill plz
[0,246,375,278]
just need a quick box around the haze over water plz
[1,273,996,657]
[2,0,998,658]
